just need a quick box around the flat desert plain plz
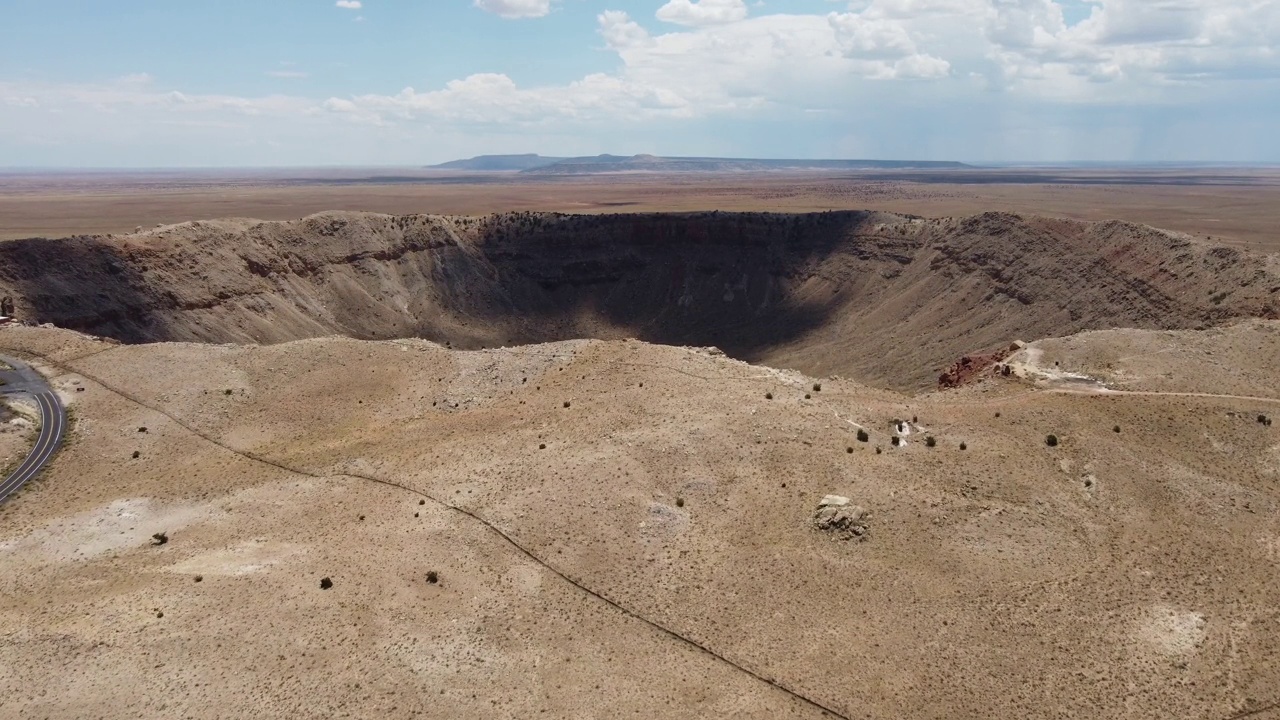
[3,166,1280,251]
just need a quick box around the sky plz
[1,0,1278,167]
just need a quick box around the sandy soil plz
[1,322,1277,719]
[0,399,33,477]
[4,168,1280,251]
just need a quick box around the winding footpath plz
[0,354,66,504]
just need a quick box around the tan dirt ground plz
[1,322,1278,719]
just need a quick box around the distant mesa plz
[427,154,570,171]
[428,153,971,174]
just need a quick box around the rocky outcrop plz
[1,210,1276,391]
[813,495,870,539]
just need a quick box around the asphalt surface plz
[0,354,66,504]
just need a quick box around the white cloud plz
[474,0,555,19]
[5,1,1280,165]
[312,1,1280,132]
[335,1,361,9]
[656,0,749,26]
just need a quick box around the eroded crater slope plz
[2,210,1276,390]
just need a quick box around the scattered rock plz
[813,496,870,540]
[939,347,1015,389]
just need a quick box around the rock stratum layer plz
[2,210,1276,390]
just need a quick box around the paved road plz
[0,354,66,504]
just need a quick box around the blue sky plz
[2,0,1277,166]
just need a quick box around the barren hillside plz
[0,322,1277,719]
[2,211,1276,391]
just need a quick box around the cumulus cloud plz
[6,1,1280,164]
[656,0,749,26]
[313,1,1280,131]
[335,0,361,8]
[474,0,555,19]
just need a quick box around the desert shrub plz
[224,389,233,396]
[925,436,937,448]
[419,499,425,506]
[132,450,140,459]
[1046,434,1059,447]
[891,436,901,447]
[194,575,203,583]
[765,392,773,400]
[959,442,967,451]
[676,497,685,508]
[876,447,883,455]
[563,401,571,408]
[805,393,811,400]
[539,443,546,450]
[320,577,333,590]
[995,412,1001,418]
[846,446,854,454]
[426,571,439,585]
[151,532,168,545]
[813,383,822,392]
[138,427,147,433]
[857,429,870,443]
[1259,414,1270,425]
[1113,425,1121,433]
